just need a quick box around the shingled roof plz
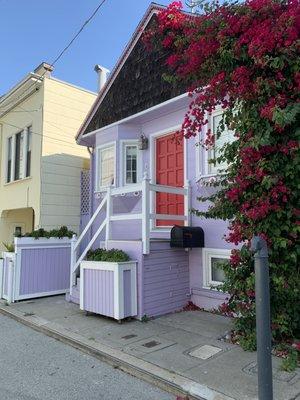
[77,3,187,141]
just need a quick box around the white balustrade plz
[70,172,191,291]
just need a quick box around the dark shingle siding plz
[84,15,186,134]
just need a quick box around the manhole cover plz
[142,340,161,348]
[122,334,138,340]
[189,345,222,360]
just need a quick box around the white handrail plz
[111,184,142,196]
[149,183,188,196]
[149,213,187,221]
[74,194,108,251]
[72,219,107,275]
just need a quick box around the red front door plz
[156,133,184,227]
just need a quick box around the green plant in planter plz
[2,242,15,252]
[87,248,130,263]
[24,226,75,239]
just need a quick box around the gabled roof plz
[76,3,187,143]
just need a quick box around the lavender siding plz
[123,270,132,318]
[19,247,70,296]
[143,241,189,317]
[80,98,235,314]
[83,269,114,317]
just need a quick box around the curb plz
[0,304,235,400]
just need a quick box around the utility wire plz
[1,120,84,149]
[0,0,107,111]
[16,104,91,147]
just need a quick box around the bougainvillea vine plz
[146,0,300,356]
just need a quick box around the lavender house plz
[71,4,234,319]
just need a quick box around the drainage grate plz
[122,334,138,340]
[142,340,161,348]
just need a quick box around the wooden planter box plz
[80,260,137,321]
[1,237,71,302]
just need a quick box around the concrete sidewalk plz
[0,296,299,400]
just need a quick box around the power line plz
[16,104,91,148]
[0,0,107,111]
[1,120,84,149]
[50,0,107,68]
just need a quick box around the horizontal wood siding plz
[143,242,189,317]
[83,269,114,318]
[40,154,88,233]
[19,247,70,295]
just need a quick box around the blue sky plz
[0,0,189,95]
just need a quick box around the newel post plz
[70,234,77,290]
[105,186,112,248]
[142,171,150,254]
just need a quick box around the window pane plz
[14,132,24,180]
[125,145,137,184]
[99,146,115,187]
[7,137,12,182]
[211,257,228,282]
[26,126,32,177]
[208,113,234,174]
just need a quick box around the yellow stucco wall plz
[0,73,96,243]
[0,208,34,250]
[42,77,96,159]
[0,86,44,230]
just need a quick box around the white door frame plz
[149,126,188,232]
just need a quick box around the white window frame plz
[196,108,234,179]
[119,140,141,187]
[202,247,231,289]
[95,142,117,192]
[6,125,32,184]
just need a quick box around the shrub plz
[24,226,75,239]
[2,242,15,252]
[86,248,130,263]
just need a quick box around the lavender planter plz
[1,237,72,302]
[80,260,137,321]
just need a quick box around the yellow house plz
[0,62,97,249]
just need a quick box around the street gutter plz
[0,303,235,400]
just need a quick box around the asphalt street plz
[0,314,174,400]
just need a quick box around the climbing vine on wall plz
[146,0,300,352]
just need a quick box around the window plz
[125,145,137,184]
[119,140,141,186]
[6,126,32,183]
[96,144,115,190]
[207,111,234,175]
[7,137,12,183]
[203,248,231,288]
[26,126,32,177]
[14,131,24,180]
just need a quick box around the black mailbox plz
[170,226,204,248]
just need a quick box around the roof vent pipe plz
[94,65,110,92]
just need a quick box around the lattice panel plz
[81,170,90,215]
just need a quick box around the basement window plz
[202,248,231,288]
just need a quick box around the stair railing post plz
[70,234,77,291]
[105,187,112,249]
[142,171,150,254]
